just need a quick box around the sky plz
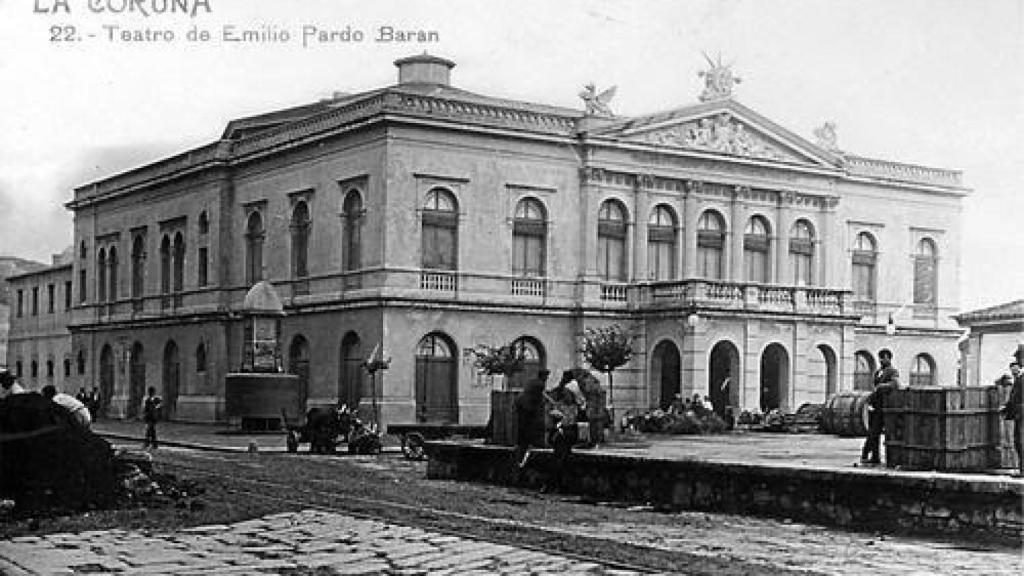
[0,0,1021,312]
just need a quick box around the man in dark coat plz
[860,349,899,466]
[142,386,163,449]
[1000,360,1023,477]
[514,369,550,468]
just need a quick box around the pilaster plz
[729,187,747,281]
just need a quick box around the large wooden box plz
[884,386,1002,471]
[489,390,551,447]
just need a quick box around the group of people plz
[0,369,165,451]
[513,369,593,475]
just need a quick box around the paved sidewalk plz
[0,509,639,575]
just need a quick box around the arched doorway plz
[339,332,363,409]
[127,342,145,419]
[650,340,680,410]
[414,333,458,423]
[99,344,115,418]
[817,344,838,398]
[289,335,310,411]
[709,340,741,417]
[760,343,790,413]
[162,341,180,420]
[854,351,876,391]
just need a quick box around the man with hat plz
[999,359,1023,477]
[860,349,899,466]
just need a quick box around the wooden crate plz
[884,386,1002,471]
[490,390,519,447]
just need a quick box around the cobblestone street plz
[0,509,639,575]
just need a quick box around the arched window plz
[160,235,172,295]
[422,188,458,270]
[195,343,207,373]
[291,201,311,279]
[77,350,86,375]
[131,235,146,301]
[852,232,877,302]
[245,212,264,285]
[46,359,54,379]
[108,246,118,301]
[97,248,107,302]
[63,358,71,378]
[15,360,23,378]
[198,211,209,234]
[79,241,88,260]
[913,238,938,307]
[697,210,726,279]
[512,198,547,277]
[854,350,876,391]
[790,220,815,286]
[416,333,453,358]
[508,336,546,390]
[172,232,185,293]
[597,200,628,281]
[910,353,936,387]
[744,215,771,283]
[647,205,677,281]
[30,360,38,379]
[342,191,363,273]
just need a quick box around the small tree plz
[580,324,635,429]
[471,343,525,387]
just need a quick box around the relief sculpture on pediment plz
[636,113,789,162]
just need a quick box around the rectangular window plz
[513,234,545,276]
[16,289,23,317]
[198,247,209,286]
[697,246,723,280]
[913,257,936,305]
[65,281,72,310]
[852,262,875,300]
[422,224,456,270]
[31,287,39,316]
[648,241,675,281]
[79,269,86,302]
[47,283,55,313]
[791,253,812,286]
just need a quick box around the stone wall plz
[426,442,1023,541]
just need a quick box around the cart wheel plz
[402,432,426,460]
[286,431,299,453]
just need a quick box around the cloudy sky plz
[0,0,1021,311]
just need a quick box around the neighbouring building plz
[63,54,966,425]
[5,250,76,394]
[955,300,1024,387]
[0,256,49,365]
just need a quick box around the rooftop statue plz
[813,121,841,152]
[698,53,741,102]
[579,83,617,117]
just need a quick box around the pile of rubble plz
[0,392,197,516]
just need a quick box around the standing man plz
[88,386,102,420]
[142,386,163,450]
[513,369,550,468]
[860,349,899,466]
[1000,360,1023,477]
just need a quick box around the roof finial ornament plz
[813,121,841,152]
[579,82,617,117]
[697,52,741,102]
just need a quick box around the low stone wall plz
[426,442,1023,541]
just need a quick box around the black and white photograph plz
[0,0,1022,574]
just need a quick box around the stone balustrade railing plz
[645,279,852,316]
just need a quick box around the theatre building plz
[65,54,966,425]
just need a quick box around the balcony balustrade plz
[644,279,851,316]
[511,278,546,297]
[600,283,628,302]
[420,271,458,292]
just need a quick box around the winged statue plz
[579,83,617,117]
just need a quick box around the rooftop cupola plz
[394,53,455,86]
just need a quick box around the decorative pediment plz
[597,100,842,169]
[628,112,801,163]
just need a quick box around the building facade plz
[956,300,1024,387]
[64,54,966,425]
[5,254,76,394]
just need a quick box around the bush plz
[628,406,728,435]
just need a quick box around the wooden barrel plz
[821,391,871,437]
[884,386,1002,471]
